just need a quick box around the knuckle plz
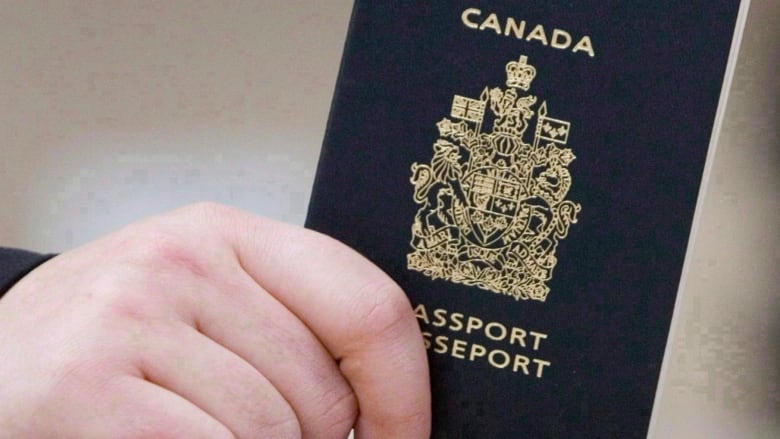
[87,249,172,324]
[129,227,184,259]
[101,287,154,323]
[355,279,413,341]
[127,229,208,278]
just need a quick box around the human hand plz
[0,203,430,438]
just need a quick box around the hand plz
[0,203,430,438]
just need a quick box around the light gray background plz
[1,1,777,437]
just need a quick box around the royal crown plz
[506,55,536,91]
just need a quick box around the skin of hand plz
[0,203,431,438]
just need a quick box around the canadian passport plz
[306,1,747,437]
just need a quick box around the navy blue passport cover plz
[306,2,743,437]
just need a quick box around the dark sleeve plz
[0,247,56,299]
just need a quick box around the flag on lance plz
[451,94,486,124]
[535,102,570,145]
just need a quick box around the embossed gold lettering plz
[451,339,468,359]
[460,8,595,58]
[513,354,530,374]
[434,335,449,354]
[416,304,553,377]
[488,349,511,369]
[530,331,548,350]
[510,327,527,348]
[504,17,526,38]
[422,331,432,349]
[479,13,502,34]
[432,308,447,327]
[422,332,552,378]
[525,24,548,45]
[449,312,464,331]
[461,7,481,29]
[551,29,572,49]
[485,322,508,341]
[466,316,484,334]
[572,36,596,58]
[533,359,552,377]
[469,343,487,361]
[414,303,430,324]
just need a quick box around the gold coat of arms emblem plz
[408,55,581,302]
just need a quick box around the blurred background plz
[1,1,777,437]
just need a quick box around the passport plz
[306,1,748,437]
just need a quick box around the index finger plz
[220,206,431,438]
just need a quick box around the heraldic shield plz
[408,55,581,302]
[462,167,527,247]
